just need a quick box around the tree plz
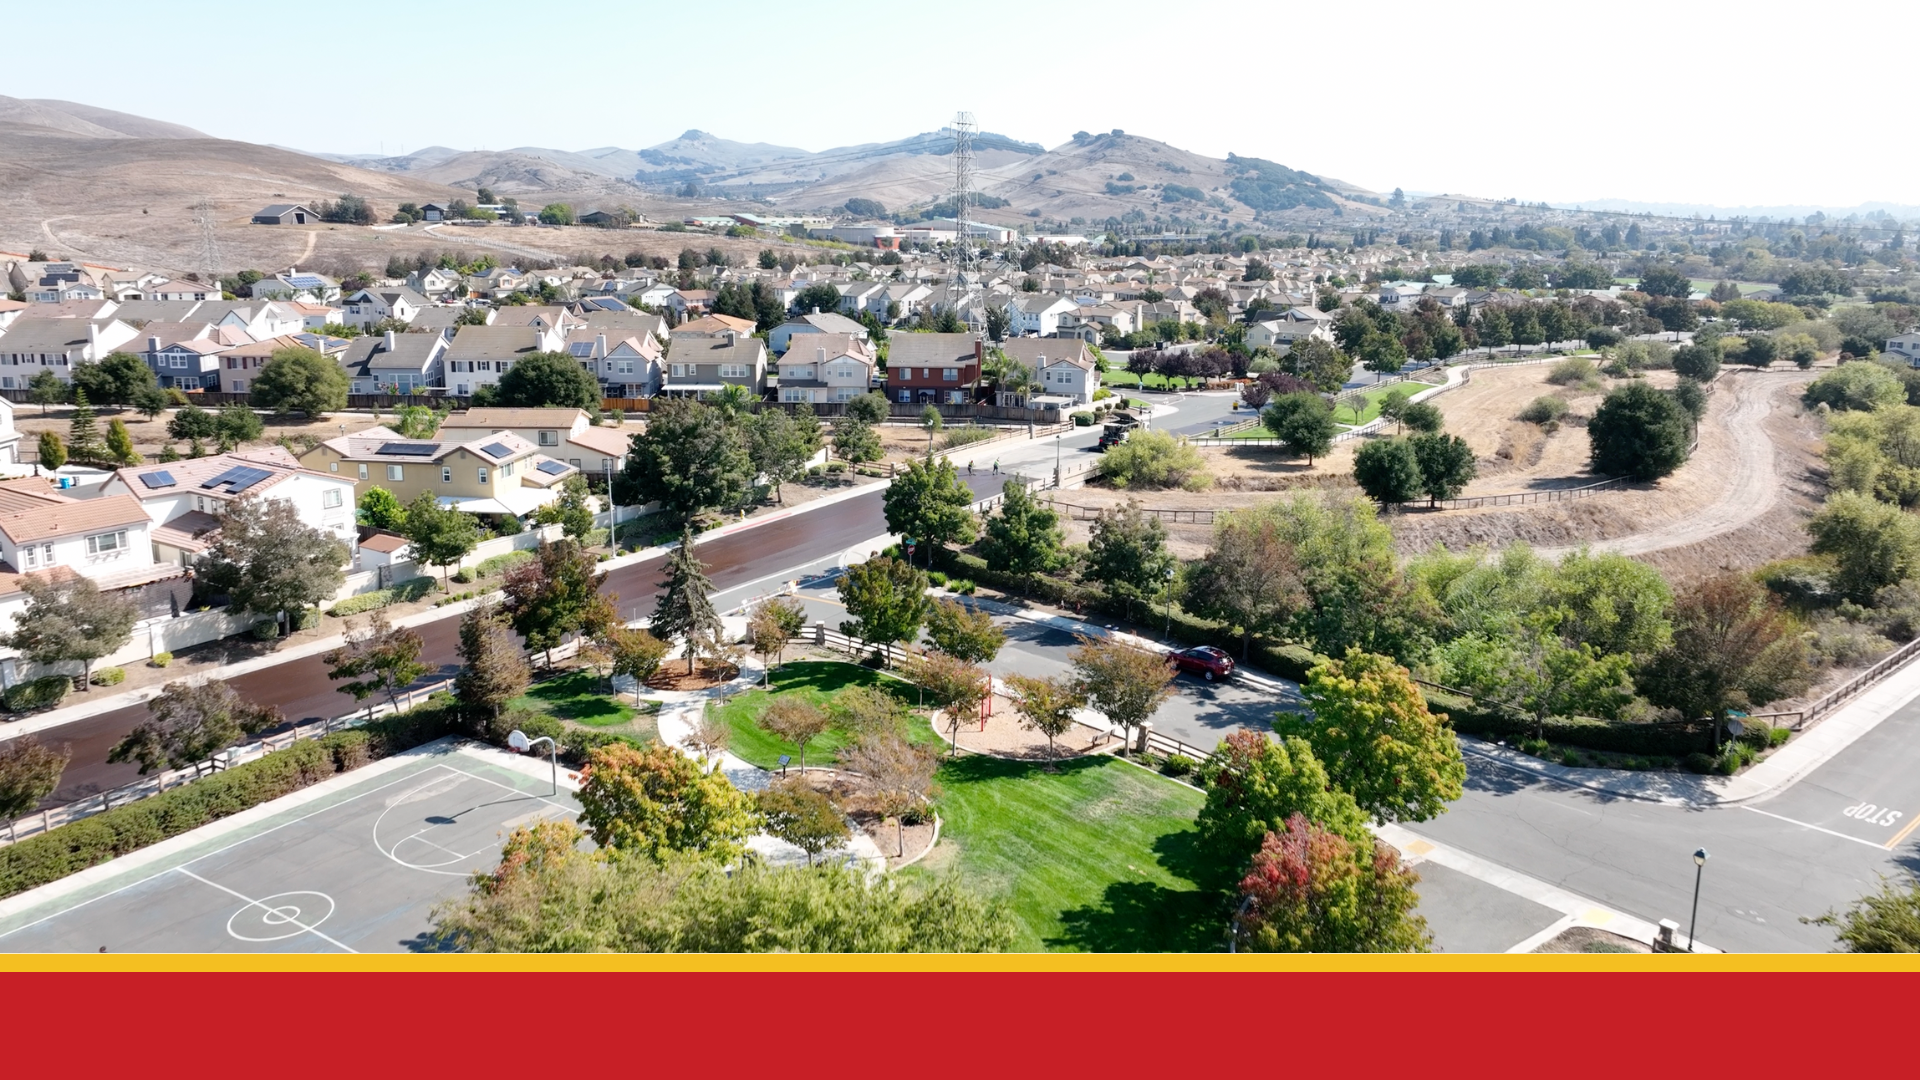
[756,781,848,866]
[1186,509,1305,659]
[1805,362,1907,413]
[842,733,939,857]
[924,597,1005,664]
[844,391,890,426]
[1263,391,1337,464]
[167,403,217,441]
[745,405,821,503]
[794,283,842,315]
[758,698,833,772]
[1399,401,1443,434]
[606,624,668,703]
[503,538,611,668]
[641,528,720,674]
[496,352,603,413]
[6,573,138,691]
[200,495,349,627]
[1672,343,1721,382]
[1637,265,1694,298]
[1085,500,1174,620]
[1638,574,1812,749]
[747,596,808,684]
[1277,650,1465,823]
[1195,731,1372,883]
[1100,429,1211,490]
[36,431,65,470]
[1352,438,1423,505]
[836,556,931,666]
[1587,381,1691,481]
[66,389,103,465]
[323,611,429,721]
[617,398,752,519]
[358,487,408,532]
[908,650,989,753]
[1807,491,1920,602]
[0,736,68,838]
[575,742,758,863]
[71,352,157,408]
[1070,633,1175,753]
[977,483,1068,591]
[454,604,530,731]
[109,680,280,780]
[401,491,480,590]
[1005,672,1084,765]
[538,203,576,226]
[26,370,65,414]
[883,455,978,565]
[1232,813,1430,953]
[533,474,596,541]
[1805,876,1920,952]
[1410,432,1477,506]
[1280,338,1350,394]
[831,414,882,464]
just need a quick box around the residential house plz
[996,339,1100,406]
[406,267,463,298]
[100,449,359,568]
[286,301,341,331]
[671,289,714,316]
[675,313,755,338]
[442,325,563,396]
[251,204,318,225]
[884,282,934,320]
[1246,320,1336,353]
[0,478,166,590]
[137,324,249,390]
[418,203,450,222]
[409,306,482,335]
[297,427,580,520]
[339,287,427,331]
[18,263,106,304]
[662,332,767,399]
[1004,294,1078,338]
[247,269,340,303]
[565,330,661,398]
[836,282,886,316]
[489,306,579,334]
[0,299,26,331]
[775,336,875,404]
[769,310,869,354]
[1888,332,1920,364]
[437,407,633,475]
[338,330,448,394]
[147,280,223,302]
[0,398,18,465]
[0,317,138,388]
[887,332,981,405]
[215,334,310,393]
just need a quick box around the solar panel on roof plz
[480,442,513,459]
[377,442,438,456]
[536,460,569,476]
[138,470,177,489]
[200,466,273,493]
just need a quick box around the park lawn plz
[715,660,940,770]
[907,754,1217,952]
[508,669,637,728]
[1334,384,1410,425]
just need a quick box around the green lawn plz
[714,661,940,770]
[508,669,646,728]
[1334,384,1410,425]
[906,755,1216,951]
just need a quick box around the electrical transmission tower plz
[193,197,221,285]
[944,111,976,317]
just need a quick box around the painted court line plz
[1741,806,1889,850]
[175,869,359,954]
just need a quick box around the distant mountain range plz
[1563,197,1920,222]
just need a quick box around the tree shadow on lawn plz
[1048,828,1226,953]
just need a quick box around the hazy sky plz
[9,0,1912,210]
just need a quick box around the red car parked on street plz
[1168,645,1234,682]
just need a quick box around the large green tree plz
[1232,813,1430,953]
[976,481,1064,589]
[924,597,1005,664]
[251,346,349,417]
[1085,499,1174,620]
[1410,432,1476,506]
[0,736,68,836]
[1587,381,1692,481]
[323,610,430,720]
[401,491,480,590]
[1807,491,1920,601]
[501,538,612,668]
[1277,650,1465,823]
[883,455,978,566]
[109,680,280,779]
[1186,508,1305,659]
[1195,730,1373,884]
[496,352,603,413]
[4,575,138,692]
[1262,391,1337,464]
[575,743,758,863]
[617,397,752,519]
[1638,574,1812,747]
[1352,438,1423,505]
[70,352,157,407]
[745,405,822,503]
[1069,632,1176,753]
[454,604,530,733]
[836,555,931,666]
[650,529,723,675]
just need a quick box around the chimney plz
[816,347,826,363]
[88,321,99,354]
[147,334,160,356]
[724,329,737,345]
[596,334,607,357]
[384,330,397,351]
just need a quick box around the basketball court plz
[0,743,578,953]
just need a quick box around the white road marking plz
[176,870,357,953]
[1741,806,1889,850]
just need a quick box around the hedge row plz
[1427,688,1715,756]
[0,700,456,902]
[4,676,72,715]
[328,576,437,617]
[475,549,536,578]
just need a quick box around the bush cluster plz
[4,676,73,714]
[327,576,437,617]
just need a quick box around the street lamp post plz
[1054,434,1062,488]
[1688,848,1709,953]
[509,729,559,796]
[1163,565,1175,640]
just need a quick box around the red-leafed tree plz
[1231,813,1431,953]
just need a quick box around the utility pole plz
[945,111,976,319]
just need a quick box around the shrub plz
[319,729,372,771]
[5,675,72,714]
[1804,362,1906,413]
[1072,412,1094,427]
[476,549,536,578]
[151,651,173,668]
[1101,429,1210,490]
[1520,737,1551,757]
[938,426,997,451]
[826,461,849,473]
[927,570,949,587]
[327,576,437,617]
[1519,395,1570,424]
[955,580,976,595]
[451,569,475,584]
[1547,355,1600,389]
[1560,749,1582,767]
[1683,752,1716,774]
[252,620,281,641]
[1770,726,1792,747]
[1162,753,1197,777]
[89,666,126,687]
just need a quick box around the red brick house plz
[886,332,981,405]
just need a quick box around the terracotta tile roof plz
[565,425,631,459]
[358,531,410,554]
[0,490,149,544]
[151,509,223,553]
[677,313,755,336]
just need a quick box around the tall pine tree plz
[651,529,722,675]
[67,389,103,465]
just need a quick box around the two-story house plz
[997,339,1100,406]
[1004,295,1078,338]
[662,331,767,399]
[248,269,341,303]
[565,330,661,398]
[215,334,310,393]
[339,330,448,394]
[887,332,981,405]
[139,325,250,390]
[770,310,869,354]
[0,479,161,588]
[443,325,563,396]
[0,317,139,388]
[1888,332,1920,365]
[100,449,360,568]
[1246,320,1336,354]
[406,267,463,298]
[437,407,632,476]
[297,427,579,521]
[340,287,428,331]
[775,336,876,404]
[837,282,886,317]
[675,313,755,338]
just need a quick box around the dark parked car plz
[1168,645,1234,681]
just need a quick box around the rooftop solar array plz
[377,442,438,456]
[480,442,513,459]
[137,470,177,489]
[201,466,273,494]
[287,274,326,289]
[535,460,569,476]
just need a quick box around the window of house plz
[322,488,343,508]
[328,461,338,473]
[170,355,186,368]
[21,545,36,568]
[442,466,452,483]
[86,530,128,555]
[478,468,489,485]
[501,462,513,478]
[387,465,403,481]
[569,458,582,468]
[615,360,633,374]
[538,431,558,445]
[670,363,688,378]
[897,389,910,403]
